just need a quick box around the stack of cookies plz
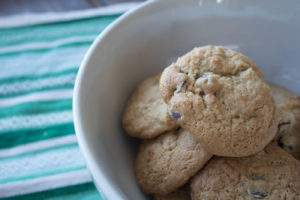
[122,46,300,200]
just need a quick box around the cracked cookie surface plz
[160,46,277,157]
[135,129,212,195]
[276,96,300,160]
[122,72,178,139]
[190,143,300,200]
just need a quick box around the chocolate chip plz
[249,173,265,181]
[175,126,181,131]
[213,92,217,96]
[175,81,186,93]
[278,121,291,130]
[200,91,205,96]
[278,137,294,151]
[288,145,294,151]
[251,190,267,199]
[278,139,284,147]
[170,110,181,120]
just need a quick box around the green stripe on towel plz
[0,143,84,183]
[0,15,120,48]
[0,68,78,84]
[0,122,75,148]
[0,5,130,199]
[0,41,93,56]
[0,99,72,118]
[2,182,101,200]
[0,45,88,79]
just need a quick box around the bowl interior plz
[74,0,300,199]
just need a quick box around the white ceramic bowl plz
[73,0,300,199]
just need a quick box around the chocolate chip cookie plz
[159,45,277,157]
[276,96,300,160]
[122,72,178,139]
[190,143,300,200]
[135,129,212,195]
[269,83,297,103]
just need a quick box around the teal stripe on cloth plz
[0,80,75,98]
[0,15,120,48]
[0,68,78,84]
[0,110,73,134]
[0,45,88,79]
[0,6,128,199]
[0,143,84,183]
[0,41,93,56]
[0,122,74,148]
[1,183,102,200]
[0,99,72,118]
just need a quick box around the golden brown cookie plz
[276,96,300,160]
[154,184,190,200]
[190,143,300,200]
[269,82,297,103]
[159,45,277,157]
[122,72,178,139]
[135,129,212,195]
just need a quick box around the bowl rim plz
[73,0,158,199]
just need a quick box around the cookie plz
[190,143,300,200]
[269,83,297,103]
[159,45,277,157]
[276,96,300,160]
[154,184,190,200]
[135,129,212,195]
[122,72,178,139]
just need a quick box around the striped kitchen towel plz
[0,2,139,199]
